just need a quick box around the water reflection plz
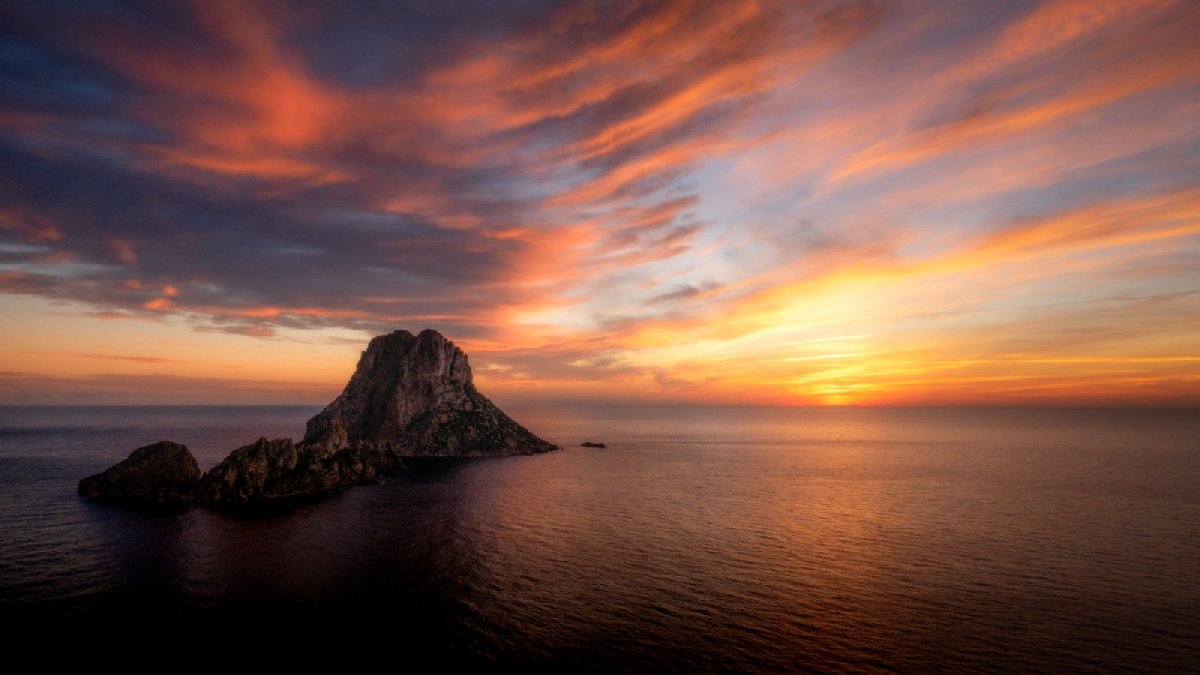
[1,406,1197,672]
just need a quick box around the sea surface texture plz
[1,405,1196,672]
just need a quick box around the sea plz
[0,405,1196,672]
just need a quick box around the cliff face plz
[304,329,557,457]
[79,329,556,505]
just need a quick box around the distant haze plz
[1,1,1198,406]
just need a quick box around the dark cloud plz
[280,0,568,88]
[649,282,718,304]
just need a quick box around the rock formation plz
[194,432,404,504]
[304,329,557,457]
[78,441,201,503]
[78,329,556,505]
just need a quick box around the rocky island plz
[79,329,557,505]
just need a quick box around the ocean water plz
[0,405,1197,671]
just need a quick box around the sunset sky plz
[1,0,1198,406]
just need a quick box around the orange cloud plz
[16,350,241,368]
[0,209,62,242]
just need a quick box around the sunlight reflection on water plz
[1,405,1197,672]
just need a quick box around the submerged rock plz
[78,441,201,503]
[78,329,555,505]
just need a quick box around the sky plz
[1,0,1198,406]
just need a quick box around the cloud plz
[0,0,888,340]
[16,350,242,368]
[0,0,1198,405]
[0,371,339,405]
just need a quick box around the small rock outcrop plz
[78,329,556,506]
[78,441,201,503]
[581,442,606,448]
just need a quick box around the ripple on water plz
[1,406,1198,671]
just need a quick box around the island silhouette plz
[79,329,556,505]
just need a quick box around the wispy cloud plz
[15,350,242,368]
[0,0,1197,404]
